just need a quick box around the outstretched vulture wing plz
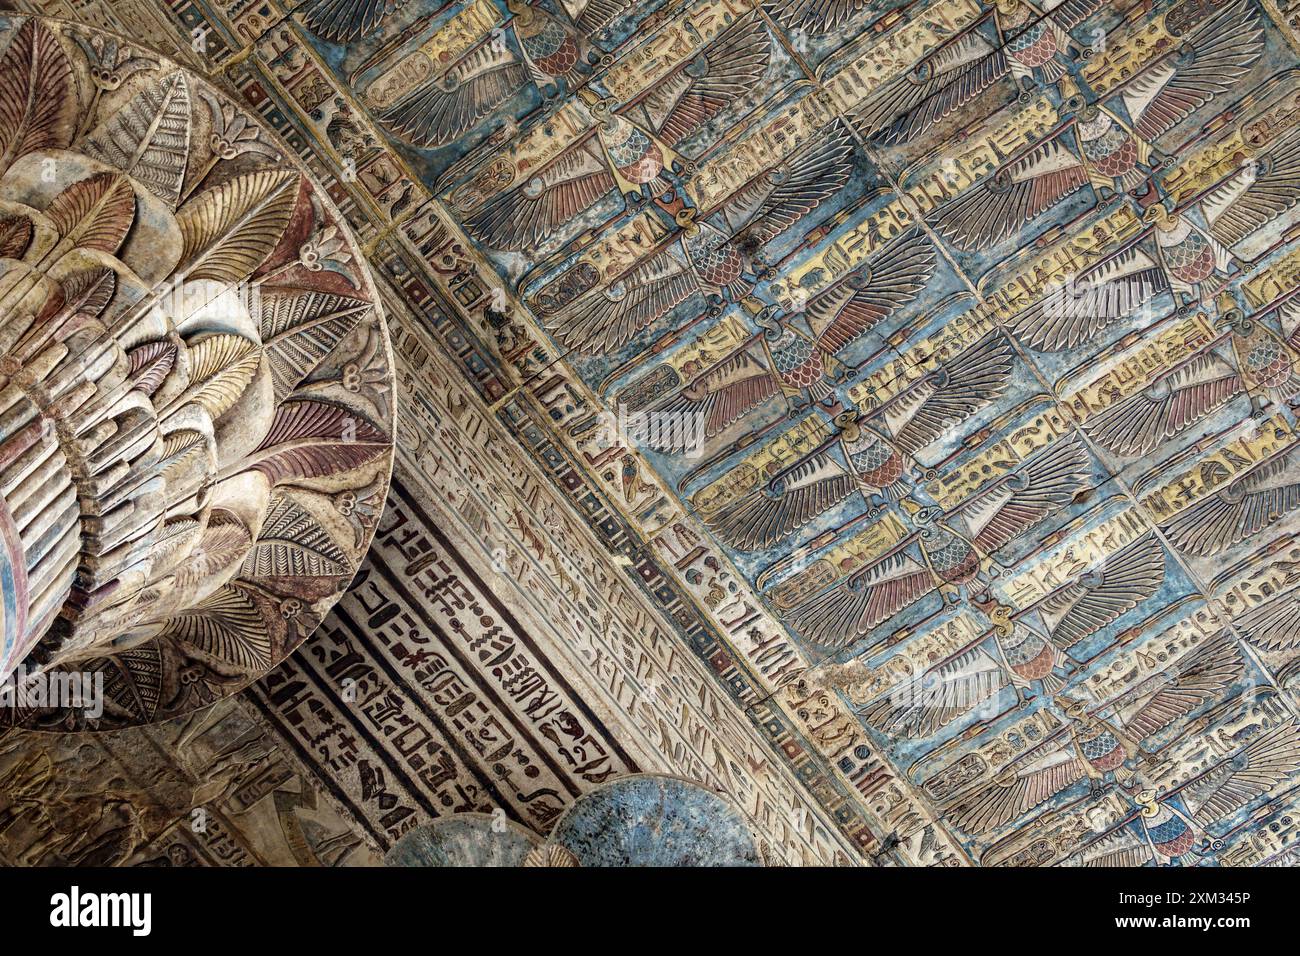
[1115,633,1244,740]
[809,231,936,355]
[877,333,1016,456]
[714,122,855,245]
[707,451,858,551]
[1063,828,1154,867]
[1120,0,1264,142]
[463,138,616,249]
[1036,534,1165,649]
[299,0,406,40]
[1200,125,1300,248]
[765,0,872,34]
[378,41,527,148]
[1234,587,1300,651]
[563,0,633,35]
[1161,452,1300,556]
[628,16,771,146]
[948,747,1089,834]
[541,248,701,354]
[1012,245,1170,352]
[1084,352,1242,457]
[789,551,935,649]
[1184,720,1300,825]
[852,31,1009,145]
[928,131,1089,251]
[953,436,1090,554]
[860,646,1005,737]
[651,349,780,450]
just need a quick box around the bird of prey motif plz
[926,0,1263,252]
[862,534,1165,735]
[377,37,529,149]
[783,430,1090,650]
[1083,352,1244,457]
[700,333,1015,554]
[765,0,873,36]
[1011,245,1171,352]
[947,636,1246,835]
[1070,721,1300,865]
[463,15,772,249]
[299,0,410,41]
[535,122,853,355]
[1161,449,1300,557]
[852,0,1104,146]
[1197,124,1300,250]
[616,232,936,455]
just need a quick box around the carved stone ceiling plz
[3,0,1300,868]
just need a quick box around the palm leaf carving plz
[0,19,75,171]
[0,213,32,258]
[85,71,192,206]
[159,429,207,482]
[172,515,253,589]
[258,290,372,401]
[180,333,262,419]
[45,171,136,254]
[243,494,347,577]
[162,585,272,671]
[59,266,116,317]
[177,168,298,282]
[127,340,177,395]
[151,516,201,567]
[249,400,388,485]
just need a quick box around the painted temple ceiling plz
[4,0,1300,868]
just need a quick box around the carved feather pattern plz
[1162,453,1300,556]
[299,0,408,41]
[1185,720,1300,825]
[947,750,1088,835]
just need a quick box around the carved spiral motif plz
[0,17,394,729]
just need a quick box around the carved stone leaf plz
[0,19,75,171]
[151,516,200,566]
[181,333,261,419]
[127,339,176,395]
[160,584,271,671]
[85,70,192,207]
[242,494,347,577]
[177,168,298,282]
[249,400,388,485]
[98,644,164,721]
[45,171,136,254]
[0,213,32,258]
[259,290,372,401]
[172,513,253,590]
[159,428,205,481]
[59,266,116,318]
